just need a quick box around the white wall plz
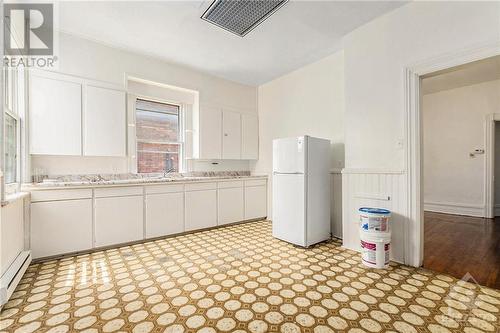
[423,80,500,217]
[31,32,257,176]
[342,1,500,264]
[252,51,344,233]
[344,2,500,170]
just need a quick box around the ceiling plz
[59,1,407,86]
[422,55,500,95]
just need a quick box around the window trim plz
[134,97,185,173]
[3,67,22,196]
[4,109,21,194]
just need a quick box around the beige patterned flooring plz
[0,221,499,333]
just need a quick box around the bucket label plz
[361,240,377,264]
[361,240,390,266]
[360,215,389,232]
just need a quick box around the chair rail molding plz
[404,41,500,267]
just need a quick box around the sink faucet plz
[163,167,176,178]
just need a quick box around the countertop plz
[23,173,268,191]
[1,191,30,207]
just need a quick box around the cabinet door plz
[2,199,26,274]
[31,199,92,259]
[185,190,217,231]
[146,192,184,238]
[245,185,267,220]
[29,74,82,155]
[84,85,126,156]
[95,196,143,247]
[241,114,258,159]
[199,107,222,159]
[218,187,244,225]
[222,111,241,159]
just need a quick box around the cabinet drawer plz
[30,189,92,202]
[185,182,217,191]
[94,186,143,198]
[245,179,267,187]
[145,184,184,194]
[217,180,243,189]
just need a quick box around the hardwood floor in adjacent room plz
[424,211,500,289]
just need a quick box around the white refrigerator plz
[272,135,331,247]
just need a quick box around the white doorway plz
[404,44,500,267]
[414,54,500,288]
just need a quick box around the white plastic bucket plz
[359,207,391,232]
[360,230,391,269]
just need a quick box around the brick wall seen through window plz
[136,99,182,173]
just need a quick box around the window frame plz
[3,67,22,195]
[4,109,20,190]
[134,97,185,174]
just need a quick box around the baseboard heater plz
[0,251,32,308]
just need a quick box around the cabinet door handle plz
[224,133,228,136]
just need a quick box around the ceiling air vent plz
[201,0,288,37]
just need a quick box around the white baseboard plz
[424,201,485,217]
[0,251,31,308]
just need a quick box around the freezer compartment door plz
[272,136,306,173]
[272,173,306,246]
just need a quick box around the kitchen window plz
[4,112,19,184]
[3,67,22,191]
[136,99,183,173]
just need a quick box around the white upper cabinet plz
[199,106,222,159]
[190,104,258,161]
[241,114,259,160]
[29,73,82,155]
[29,70,126,157]
[84,85,126,156]
[222,110,241,159]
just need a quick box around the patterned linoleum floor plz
[1,221,499,333]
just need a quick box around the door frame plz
[404,42,500,267]
[485,114,500,219]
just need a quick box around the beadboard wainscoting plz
[330,169,343,239]
[341,169,407,263]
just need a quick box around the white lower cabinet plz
[146,192,184,238]
[218,187,244,225]
[95,196,144,247]
[28,178,267,258]
[31,199,93,259]
[245,185,267,220]
[185,189,217,231]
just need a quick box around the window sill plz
[1,191,30,207]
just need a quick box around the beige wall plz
[252,51,344,229]
[423,79,500,217]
